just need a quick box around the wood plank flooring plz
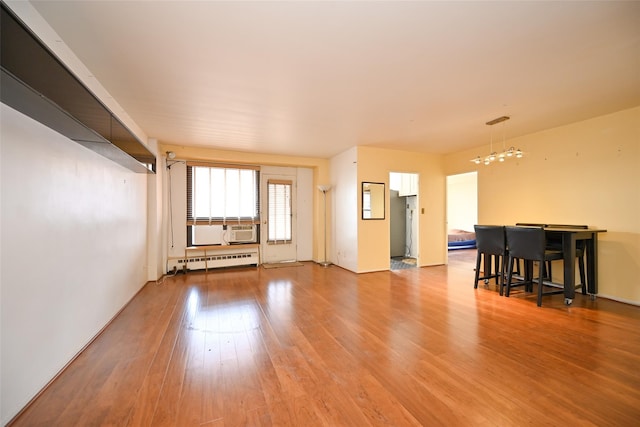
[10,251,640,426]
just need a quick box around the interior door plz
[261,173,297,263]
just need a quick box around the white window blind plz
[187,163,259,225]
[267,180,292,243]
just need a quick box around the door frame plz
[261,172,297,263]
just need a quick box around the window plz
[267,180,292,243]
[187,163,260,225]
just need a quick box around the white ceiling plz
[23,1,640,158]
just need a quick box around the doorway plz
[389,172,419,270]
[446,172,478,260]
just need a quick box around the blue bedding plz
[448,239,477,250]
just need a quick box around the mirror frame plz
[362,181,385,220]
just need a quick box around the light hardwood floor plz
[10,251,640,426]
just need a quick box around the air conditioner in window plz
[227,225,257,243]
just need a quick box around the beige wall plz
[445,106,640,304]
[357,146,446,272]
[160,144,330,263]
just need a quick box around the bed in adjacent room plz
[448,229,477,250]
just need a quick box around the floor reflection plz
[266,279,293,316]
[182,285,262,371]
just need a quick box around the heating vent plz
[168,247,259,273]
[228,225,257,243]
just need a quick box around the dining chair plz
[515,222,586,287]
[474,225,508,294]
[515,223,552,281]
[505,226,565,306]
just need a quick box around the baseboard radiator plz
[167,247,259,273]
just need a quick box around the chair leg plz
[525,260,534,292]
[500,254,508,295]
[498,255,504,296]
[505,256,513,297]
[537,259,545,307]
[474,253,482,289]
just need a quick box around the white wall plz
[446,171,477,232]
[0,105,149,424]
[146,138,164,281]
[330,147,358,271]
[165,161,188,261]
[296,167,313,261]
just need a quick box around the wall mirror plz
[362,182,385,220]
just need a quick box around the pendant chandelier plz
[471,116,523,165]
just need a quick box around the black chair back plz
[505,226,546,261]
[474,225,506,255]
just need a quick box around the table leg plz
[586,233,598,295]
[562,233,577,300]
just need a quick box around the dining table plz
[539,226,607,305]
